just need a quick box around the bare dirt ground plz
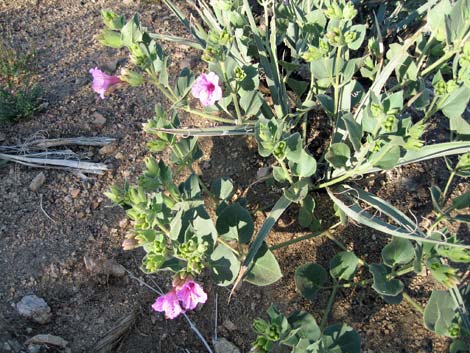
[0,1,467,352]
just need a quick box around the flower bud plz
[97,29,123,49]
[234,66,246,81]
[119,69,144,87]
[122,237,139,250]
[343,2,358,20]
[101,9,124,30]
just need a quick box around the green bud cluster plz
[324,2,357,21]
[370,103,383,117]
[203,29,233,62]
[302,45,323,62]
[177,238,208,274]
[383,115,395,132]
[143,253,165,273]
[234,66,246,81]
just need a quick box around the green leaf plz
[369,263,404,297]
[310,323,361,353]
[294,262,327,300]
[120,15,143,47]
[285,179,310,203]
[216,202,254,243]
[326,143,350,168]
[289,151,317,177]
[298,196,316,228]
[273,166,289,182]
[342,113,363,152]
[318,94,334,116]
[346,24,366,50]
[329,251,359,281]
[381,238,415,267]
[245,242,282,286]
[424,290,459,337]
[452,192,470,210]
[175,67,195,98]
[283,311,321,347]
[211,177,234,200]
[285,133,303,162]
[243,195,291,273]
[210,244,241,286]
[372,145,401,170]
[441,86,470,118]
[427,0,452,42]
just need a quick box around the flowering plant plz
[94,0,470,350]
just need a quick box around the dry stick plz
[123,269,214,353]
[39,194,57,224]
[0,153,109,174]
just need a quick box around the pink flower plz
[89,67,123,99]
[191,72,223,107]
[176,279,208,310]
[151,290,183,319]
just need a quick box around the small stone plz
[70,189,80,198]
[0,132,6,142]
[16,295,51,324]
[115,152,124,160]
[119,218,128,229]
[26,334,68,348]
[91,112,106,127]
[29,172,46,192]
[202,160,211,170]
[213,337,240,353]
[256,167,270,179]
[222,319,237,331]
[99,144,116,155]
[27,344,41,353]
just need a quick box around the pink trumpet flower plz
[191,72,223,107]
[151,290,183,320]
[89,67,123,99]
[176,279,208,310]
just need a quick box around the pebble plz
[213,337,240,353]
[115,152,124,159]
[0,132,6,142]
[29,172,46,192]
[222,319,237,331]
[16,295,51,324]
[70,189,80,198]
[91,112,106,127]
[99,144,116,155]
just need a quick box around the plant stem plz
[221,60,244,125]
[277,158,294,184]
[216,238,240,256]
[270,222,342,251]
[403,292,424,314]
[441,168,457,203]
[333,46,343,122]
[320,283,338,331]
[181,106,236,124]
[421,50,457,76]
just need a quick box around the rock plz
[213,337,240,353]
[84,256,126,277]
[114,152,124,160]
[0,132,6,142]
[99,144,116,155]
[26,334,68,348]
[222,319,237,332]
[16,295,51,324]
[70,189,80,198]
[27,344,41,353]
[91,112,106,127]
[29,172,46,192]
